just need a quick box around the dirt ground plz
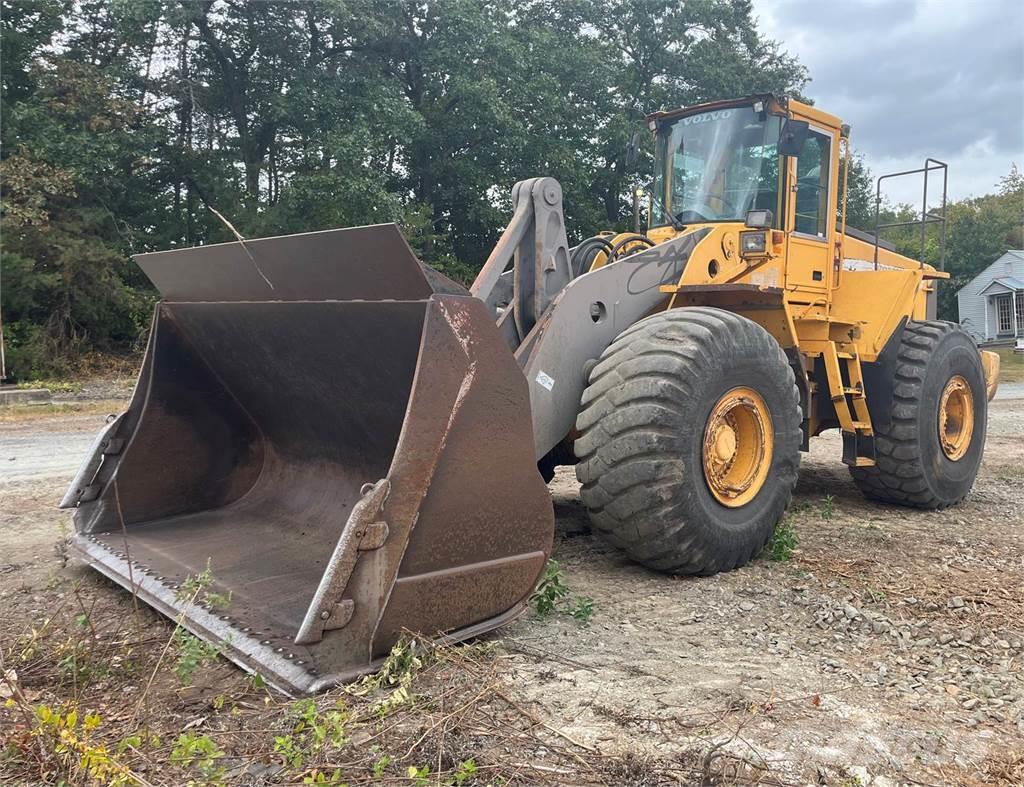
[1,385,1022,786]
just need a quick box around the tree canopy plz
[0,0,1019,378]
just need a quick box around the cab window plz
[794,129,831,238]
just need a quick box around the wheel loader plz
[62,94,999,694]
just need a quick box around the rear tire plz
[850,321,987,508]
[574,308,802,575]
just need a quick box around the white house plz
[956,250,1024,344]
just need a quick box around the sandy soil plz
[1,393,1022,785]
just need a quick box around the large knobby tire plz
[574,307,802,575]
[850,321,987,508]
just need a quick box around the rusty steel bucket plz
[60,225,553,694]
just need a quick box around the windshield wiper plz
[643,186,686,232]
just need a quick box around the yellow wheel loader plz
[62,94,999,693]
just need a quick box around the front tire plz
[574,308,802,575]
[850,321,987,508]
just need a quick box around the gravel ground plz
[1,392,1022,785]
[504,398,1024,785]
[995,381,1024,400]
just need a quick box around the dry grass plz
[1,567,812,787]
[2,574,695,786]
[0,401,124,423]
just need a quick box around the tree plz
[2,0,810,377]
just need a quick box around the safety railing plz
[872,158,948,269]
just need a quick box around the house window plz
[996,294,1013,333]
[1017,292,1024,332]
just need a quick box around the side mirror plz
[625,130,642,171]
[778,119,810,157]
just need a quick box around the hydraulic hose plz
[570,236,615,276]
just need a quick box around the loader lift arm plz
[469,177,713,460]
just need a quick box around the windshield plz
[653,106,783,225]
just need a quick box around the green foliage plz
[453,758,478,784]
[176,559,230,610]
[840,151,876,232]
[1,0,808,378]
[820,495,836,521]
[530,559,595,623]
[371,754,391,778]
[274,697,351,768]
[170,732,225,786]
[764,520,798,562]
[26,704,139,786]
[568,596,595,624]
[407,764,431,786]
[172,629,221,686]
[303,769,347,785]
[531,559,570,615]
[16,378,81,394]
[7,0,1016,370]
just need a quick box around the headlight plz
[740,231,767,256]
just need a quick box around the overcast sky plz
[753,0,1024,206]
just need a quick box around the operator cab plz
[649,95,835,240]
[652,102,784,226]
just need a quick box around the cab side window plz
[794,130,831,238]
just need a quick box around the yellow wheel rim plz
[939,375,974,461]
[702,387,773,507]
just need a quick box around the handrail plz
[872,159,948,270]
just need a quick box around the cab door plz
[785,122,838,294]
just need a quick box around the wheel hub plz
[713,424,738,462]
[939,375,974,461]
[702,387,773,507]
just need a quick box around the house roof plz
[978,276,1024,294]
[956,250,1024,296]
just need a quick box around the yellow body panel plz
[600,96,959,464]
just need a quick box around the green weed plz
[764,520,798,562]
[531,559,570,615]
[170,732,225,786]
[531,559,595,623]
[569,596,594,623]
[172,628,221,686]
[303,769,347,785]
[372,754,391,777]
[453,758,478,784]
[176,559,231,610]
[21,704,139,786]
[273,697,351,769]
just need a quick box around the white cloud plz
[752,0,1023,203]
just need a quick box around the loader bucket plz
[61,225,553,694]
